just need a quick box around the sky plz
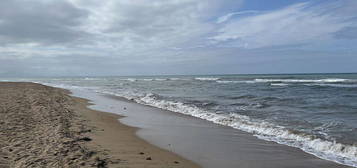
[0,0,357,77]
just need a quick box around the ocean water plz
[3,73,357,167]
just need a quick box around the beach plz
[18,74,356,167]
[0,82,199,168]
[0,81,355,168]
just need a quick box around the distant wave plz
[122,78,176,82]
[36,82,101,91]
[124,78,137,82]
[216,78,354,85]
[168,78,191,81]
[142,78,188,81]
[83,77,98,80]
[169,78,181,81]
[254,78,350,83]
[270,83,289,86]
[305,83,357,88]
[216,80,245,84]
[145,78,169,81]
[195,77,220,81]
[155,78,168,81]
[141,78,153,81]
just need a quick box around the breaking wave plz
[254,78,351,83]
[99,91,357,167]
[304,84,357,88]
[270,83,289,86]
[121,78,178,82]
[195,77,220,81]
[216,80,248,84]
[215,78,355,86]
[83,77,98,80]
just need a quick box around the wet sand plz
[70,88,354,168]
[0,82,199,168]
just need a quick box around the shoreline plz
[0,82,200,168]
[1,82,354,168]
[70,87,353,168]
[72,95,200,168]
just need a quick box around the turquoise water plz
[2,73,357,167]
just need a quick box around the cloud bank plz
[0,0,356,76]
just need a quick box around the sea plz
[2,73,357,167]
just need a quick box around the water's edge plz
[65,87,352,168]
[50,82,356,168]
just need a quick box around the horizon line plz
[1,72,357,78]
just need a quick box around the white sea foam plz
[38,82,100,91]
[126,78,137,82]
[254,78,350,83]
[216,78,352,85]
[305,83,357,88]
[216,80,246,84]
[83,77,98,80]
[123,78,170,82]
[142,78,154,81]
[195,77,220,81]
[169,78,191,81]
[154,78,168,81]
[270,83,289,86]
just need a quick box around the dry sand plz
[0,82,200,168]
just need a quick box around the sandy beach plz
[0,82,199,168]
[0,82,354,168]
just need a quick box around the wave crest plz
[123,92,357,167]
[254,78,350,83]
[195,77,220,81]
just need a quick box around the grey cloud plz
[79,0,243,51]
[0,0,89,45]
[0,0,356,77]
